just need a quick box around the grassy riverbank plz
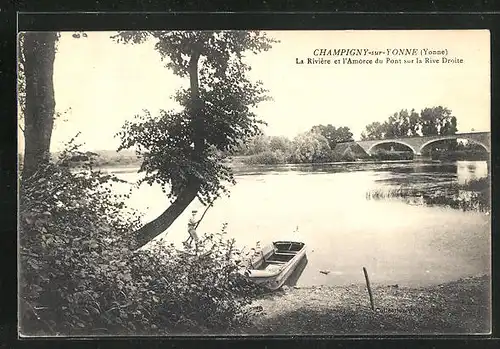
[245,275,490,335]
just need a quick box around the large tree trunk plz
[135,46,204,248]
[22,32,58,179]
[135,181,200,248]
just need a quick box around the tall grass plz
[366,176,490,212]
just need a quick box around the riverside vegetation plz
[233,106,488,165]
[19,141,266,336]
[233,133,488,166]
[366,177,490,213]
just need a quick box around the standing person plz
[185,210,199,246]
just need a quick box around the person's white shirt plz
[187,213,199,241]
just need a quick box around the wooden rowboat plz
[246,241,306,291]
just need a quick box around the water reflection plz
[231,160,484,178]
[284,255,309,287]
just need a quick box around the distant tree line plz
[359,106,489,159]
[360,106,458,140]
[310,124,354,148]
[18,150,143,169]
[236,105,488,165]
[235,124,356,165]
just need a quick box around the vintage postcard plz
[18,29,491,337]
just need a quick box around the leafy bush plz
[241,150,286,165]
[236,133,365,164]
[19,141,141,335]
[143,229,264,334]
[370,150,414,161]
[237,135,293,157]
[268,136,292,154]
[240,135,270,155]
[19,140,263,336]
[430,150,489,161]
[289,131,332,163]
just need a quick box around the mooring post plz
[363,267,375,311]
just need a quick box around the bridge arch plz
[419,136,490,154]
[367,140,417,155]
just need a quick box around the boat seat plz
[267,260,286,264]
[275,252,296,256]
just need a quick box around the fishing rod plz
[194,201,214,229]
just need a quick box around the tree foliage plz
[237,129,360,164]
[311,124,354,148]
[238,134,270,155]
[238,134,292,156]
[113,31,277,246]
[361,121,385,141]
[290,131,332,163]
[383,109,421,138]
[239,131,334,164]
[361,107,457,140]
[420,106,458,136]
[268,136,292,154]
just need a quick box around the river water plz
[108,160,490,288]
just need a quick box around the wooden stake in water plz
[363,267,375,311]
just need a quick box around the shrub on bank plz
[241,150,286,165]
[240,149,361,165]
[430,150,489,161]
[370,150,414,161]
[289,131,332,163]
[19,143,263,336]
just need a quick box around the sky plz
[18,30,491,152]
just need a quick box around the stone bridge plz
[355,131,490,156]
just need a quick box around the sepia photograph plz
[17,29,491,337]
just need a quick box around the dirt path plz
[245,275,490,335]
